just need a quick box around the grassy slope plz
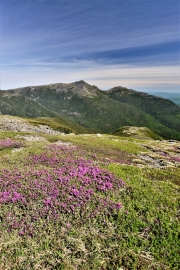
[112,126,163,140]
[0,130,179,270]
[27,117,94,134]
[0,94,57,118]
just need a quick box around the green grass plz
[27,117,93,134]
[0,131,179,269]
[143,167,180,186]
[28,118,74,133]
[0,130,24,139]
[108,164,179,268]
[45,133,146,154]
[113,126,163,140]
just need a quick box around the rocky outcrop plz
[0,116,63,135]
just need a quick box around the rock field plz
[0,116,62,135]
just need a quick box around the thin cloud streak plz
[1,1,179,55]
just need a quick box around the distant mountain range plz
[148,92,180,106]
[0,80,180,140]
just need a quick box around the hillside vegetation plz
[0,121,179,269]
[0,81,180,140]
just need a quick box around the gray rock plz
[0,116,63,135]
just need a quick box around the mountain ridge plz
[0,81,180,140]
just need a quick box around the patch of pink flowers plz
[169,156,180,163]
[0,144,125,236]
[0,139,23,150]
[158,149,180,163]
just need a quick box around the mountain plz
[0,80,180,139]
[148,92,180,107]
[105,86,180,137]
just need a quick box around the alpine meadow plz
[0,0,180,269]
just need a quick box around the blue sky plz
[0,0,179,92]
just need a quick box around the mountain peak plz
[65,81,99,98]
[74,80,87,84]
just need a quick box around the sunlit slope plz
[112,126,163,140]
